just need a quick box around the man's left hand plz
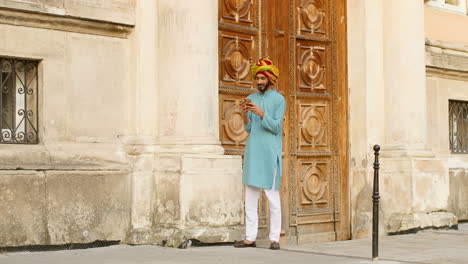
[248,103,264,119]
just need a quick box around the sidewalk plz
[1,224,467,264]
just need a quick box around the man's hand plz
[246,103,264,119]
[240,100,251,124]
[240,101,250,112]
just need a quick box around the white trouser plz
[245,172,281,242]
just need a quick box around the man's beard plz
[257,81,270,92]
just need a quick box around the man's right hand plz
[240,101,250,112]
[240,100,251,124]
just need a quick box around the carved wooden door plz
[218,0,349,244]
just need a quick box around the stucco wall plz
[347,0,460,239]
[425,4,468,46]
[425,6,468,220]
[0,9,133,246]
[0,25,131,144]
[0,0,243,248]
[426,60,468,221]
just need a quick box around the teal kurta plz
[243,89,286,190]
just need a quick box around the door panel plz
[296,42,329,94]
[218,0,349,244]
[297,98,331,152]
[218,0,258,156]
[220,0,256,26]
[219,33,256,88]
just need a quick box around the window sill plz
[426,2,467,15]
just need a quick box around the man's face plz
[255,73,270,92]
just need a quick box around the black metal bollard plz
[372,145,381,261]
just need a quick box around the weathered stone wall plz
[0,0,244,248]
[347,0,460,239]
[448,169,468,221]
[347,0,385,239]
[0,0,135,25]
[1,0,465,249]
[426,40,468,222]
[0,170,131,247]
[0,1,134,247]
[150,154,243,247]
[125,0,244,247]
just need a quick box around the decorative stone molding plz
[426,38,468,80]
[0,7,133,38]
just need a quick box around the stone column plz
[383,0,427,149]
[156,0,223,154]
[152,0,243,246]
[126,0,158,244]
[380,0,455,234]
[348,0,386,239]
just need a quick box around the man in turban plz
[234,58,286,250]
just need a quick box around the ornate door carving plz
[218,0,349,244]
[218,0,257,153]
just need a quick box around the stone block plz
[414,158,447,172]
[0,145,51,170]
[0,143,130,171]
[132,154,154,172]
[48,143,130,171]
[379,155,453,235]
[429,212,457,228]
[153,171,181,224]
[412,213,432,228]
[182,170,243,226]
[386,212,458,234]
[379,170,412,216]
[154,155,181,172]
[0,171,48,247]
[181,156,213,171]
[130,171,154,229]
[412,158,448,212]
[212,156,243,170]
[151,153,243,245]
[448,169,468,220]
[45,171,131,244]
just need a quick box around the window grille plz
[427,0,467,14]
[1,58,39,144]
[449,100,468,153]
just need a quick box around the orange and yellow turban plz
[250,58,279,84]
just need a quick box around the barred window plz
[1,58,39,144]
[449,100,468,153]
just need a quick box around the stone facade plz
[347,0,466,238]
[0,0,467,248]
[0,0,243,248]
[426,39,468,223]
